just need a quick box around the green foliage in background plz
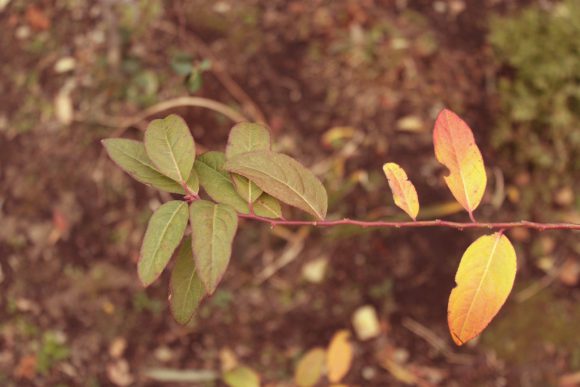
[489,0,580,215]
[37,331,71,375]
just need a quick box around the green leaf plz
[225,122,271,158]
[224,151,328,219]
[226,122,271,204]
[253,193,282,219]
[194,152,282,219]
[190,200,238,294]
[223,366,260,387]
[138,201,189,286]
[294,348,326,387]
[186,71,203,94]
[169,237,206,324]
[102,138,192,194]
[194,152,249,212]
[170,52,193,76]
[184,169,200,195]
[144,114,195,183]
[232,174,263,204]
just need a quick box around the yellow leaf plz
[223,366,260,387]
[433,109,487,219]
[382,163,420,220]
[326,330,353,383]
[448,233,517,345]
[294,347,326,387]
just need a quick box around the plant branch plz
[237,212,580,231]
[119,96,247,129]
[185,188,578,231]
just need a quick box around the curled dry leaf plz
[448,233,517,345]
[383,162,419,220]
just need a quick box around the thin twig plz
[117,96,247,130]
[402,317,472,365]
[183,194,580,231]
[237,212,580,231]
[81,96,246,138]
[254,227,309,285]
[515,263,563,302]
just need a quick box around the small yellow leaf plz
[433,109,487,218]
[448,233,517,345]
[382,163,419,220]
[294,347,326,387]
[223,366,260,387]
[326,330,353,383]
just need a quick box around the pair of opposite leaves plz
[383,109,516,346]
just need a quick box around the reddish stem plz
[237,213,580,231]
[468,211,477,223]
[186,195,579,231]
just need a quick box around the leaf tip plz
[137,269,153,288]
[438,107,453,116]
[203,281,217,296]
[450,330,465,346]
[382,162,393,171]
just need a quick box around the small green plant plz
[102,111,579,349]
[36,331,70,375]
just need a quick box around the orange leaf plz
[326,330,353,383]
[433,109,487,219]
[383,162,420,220]
[15,355,37,380]
[448,233,517,345]
[26,5,51,30]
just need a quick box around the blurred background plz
[0,0,579,386]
